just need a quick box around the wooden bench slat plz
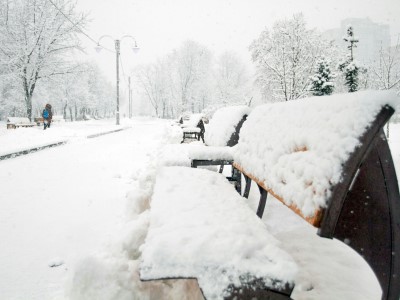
[233,162,324,227]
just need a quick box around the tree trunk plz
[24,94,32,121]
[63,102,68,119]
[162,102,166,118]
[69,107,73,122]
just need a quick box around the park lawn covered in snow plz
[0,115,399,300]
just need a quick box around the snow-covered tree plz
[0,77,25,119]
[309,57,335,96]
[250,14,333,101]
[170,40,212,113]
[338,26,361,93]
[0,0,87,120]
[135,59,171,118]
[32,62,114,121]
[214,51,250,105]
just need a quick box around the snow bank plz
[158,144,192,167]
[140,167,297,299]
[205,105,250,146]
[234,90,400,217]
[67,126,206,300]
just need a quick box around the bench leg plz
[219,165,224,173]
[232,166,241,193]
[320,132,400,300]
[256,185,268,218]
[243,175,252,199]
[224,279,294,300]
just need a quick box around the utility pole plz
[95,35,139,124]
[115,39,120,125]
[128,76,131,118]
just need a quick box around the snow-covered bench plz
[180,113,206,143]
[140,166,297,299]
[190,105,249,176]
[34,117,44,125]
[6,117,35,129]
[233,91,400,300]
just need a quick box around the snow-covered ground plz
[0,118,399,300]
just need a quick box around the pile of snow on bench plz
[140,166,297,299]
[234,90,399,218]
[181,113,204,133]
[205,105,250,146]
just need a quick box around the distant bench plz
[140,91,400,300]
[191,105,249,187]
[34,117,44,125]
[34,115,65,125]
[6,117,35,129]
[180,113,206,143]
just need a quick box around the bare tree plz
[0,0,87,120]
[371,37,400,91]
[170,40,212,113]
[135,59,171,118]
[213,51,249,105]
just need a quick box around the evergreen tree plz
[338,26,360,92]
[309,57,335,96]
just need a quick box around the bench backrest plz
[204,105,250,147]
[234,90,400,300]
[7,117,30,124]
[235,91,398,223]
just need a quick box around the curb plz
[86,127,129,139]
[0,141,67,161]
[0,127,131,161]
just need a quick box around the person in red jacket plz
[42,103,53,130]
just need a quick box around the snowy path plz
[0,120,166,300]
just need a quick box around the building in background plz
[324,18,391,64]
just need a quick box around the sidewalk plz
[0,120,131,160]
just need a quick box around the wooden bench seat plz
[6,117,35,129]
[232,90,400,300]
[182,126,201,140]
[140,166,297,299]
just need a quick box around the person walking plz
[42,104,53,130]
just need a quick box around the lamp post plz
[95,35,139,125]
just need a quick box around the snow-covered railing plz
[233,90,400,300]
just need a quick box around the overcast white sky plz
[75,0,400,84]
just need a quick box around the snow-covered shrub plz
[309,57,335,96]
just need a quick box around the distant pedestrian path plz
[0,120,131,161]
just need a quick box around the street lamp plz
[95,35,139,125]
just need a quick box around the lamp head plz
[95,44,102,53]
[132,41,140,54]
